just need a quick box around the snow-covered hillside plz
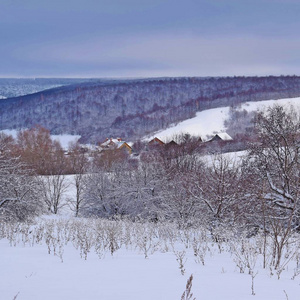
[2,97,300,146]
[2,76,300,143]
[146,97,300,142]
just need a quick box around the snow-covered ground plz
[239,97,300,113]
[145,106,230,142]
[51,134,81,149]
[0,129,19,139]
[145,97,300,142]
[1,219,300,300]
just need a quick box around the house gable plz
[148,137,165,146]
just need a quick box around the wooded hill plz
[1,76,300,143]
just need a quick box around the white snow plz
[145,97,300,142]
[239,97,300,112]
[0,129,19,139]
[211,132,233,141]
[51,134,81,150]
[1,219,300,300]
[145,106,230,142]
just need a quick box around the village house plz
[148,137,165,146]
[209,132,233,142]
[99,138,132,155]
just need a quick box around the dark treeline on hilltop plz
[1,76,300,143]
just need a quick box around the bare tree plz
[158,133,201,175]
[246,105,300,268]
[253,105,300,211]
[0,132,15,155]
[160,171,203,228]
[41,174,70,214]
[0,149,44,222]
[68,142,89,217]
[15,125,70,176]
[82,152,165,220]
[185,154,242,228]
[15,125,54,175]
[82,169,112,218]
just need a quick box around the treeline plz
[1,76,300,142]
[1,104,300,228]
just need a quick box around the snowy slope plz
[145,97,300,142]
[239,97,300,112]
[146,107,230,142]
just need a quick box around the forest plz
[1,76,300,143]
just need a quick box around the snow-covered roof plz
[214,132,233,141]
[116,141,125,149]
[100,138,132,151]
[100,138,122,147]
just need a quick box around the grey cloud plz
[1,0,300,77]
[7,33,300,77]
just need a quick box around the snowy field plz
[1,219,300,300]
[146,97,300,142]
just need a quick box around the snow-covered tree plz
[182,154,242,228]
[82,152,165,220]
[67,142,89,217]
[249,105,300,219]
[40,174,70,215]
[0,149,43,222]
[81,170,112,217]
[246,105,300,268]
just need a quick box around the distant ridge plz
[1,76,300,143]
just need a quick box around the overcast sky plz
[1,0,300,78]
